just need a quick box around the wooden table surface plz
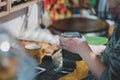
[52,18,109,33]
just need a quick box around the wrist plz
[78,51,96,60]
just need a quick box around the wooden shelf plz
[10,0,38,13]
[0,0,38,18]
[11,0,17,2]
[0,1,7,7]
[0,11,9,17]
[0,0,9,17]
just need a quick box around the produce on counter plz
[20,41,59,64]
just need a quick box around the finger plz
[68,36,76,40]
[60,41,69,46]
[60,33,64,37]
[73,36,86,42]
[59,45,62,49]
[59,45,68,49]
[58,45,64,49]
[60,42,68,48]
[60,37,69,43]
[61,46,70,51]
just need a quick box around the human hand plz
[60,36,92,55]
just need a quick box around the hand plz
[60,36,92,55]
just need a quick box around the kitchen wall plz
[1,4,39,37]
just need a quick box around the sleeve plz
[100,53,120,80]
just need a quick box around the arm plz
[78,50,106,80]
[60,37,106,80]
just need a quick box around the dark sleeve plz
[100,52,120,80]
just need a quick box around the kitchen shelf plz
[0,0,38,18]
[0,1,7,6]
[10,0,38,13]
[0,0,9,17]
[0,11,9,17]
